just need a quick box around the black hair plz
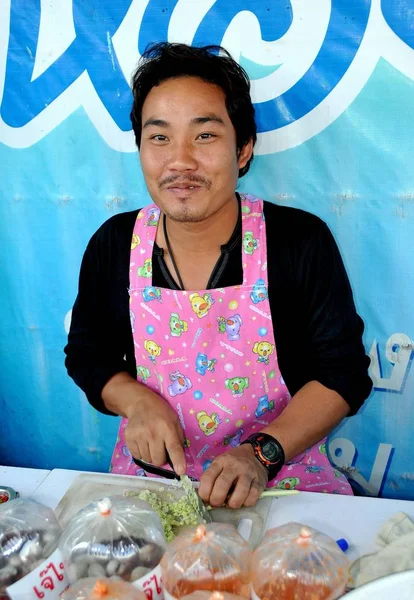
[130,42,257,178]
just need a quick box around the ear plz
[237,138,254,170]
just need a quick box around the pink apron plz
[110,195,352,494]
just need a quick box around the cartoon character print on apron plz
[111,195,352,494]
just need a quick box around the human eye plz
[150,134,169,142]
[197,133,217,141]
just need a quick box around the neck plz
[158,195,239,254]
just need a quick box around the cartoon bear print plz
[196,411,222,436]
[217,314,243,341]
[131,234,141,250]
[142,286,162,303]
[255,395,275,418]
[250,278,268,304]
[146,207,160,227]
[276,476,301,490]
[137,258,152,278]
[243,231,259,255]
[170,313,188,337]
[189,292,214,318]
[225,377,250,397]
[195,352,217,375]
[136,366,151,383]
[223,429,244,447]
[168,371,193,397]
[252,341,275,365]
[144,340,162,364]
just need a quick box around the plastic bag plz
[61,577,147,600]
[0,498,61,594]
[59,496,167,584]
[160,523,251,598]
[181,593,245,600]
[251,522,349,600]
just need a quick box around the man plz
[65,42,372,509]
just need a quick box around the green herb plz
[131,477,205,542]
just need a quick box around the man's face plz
[139,76,253,223]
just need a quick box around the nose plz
[168,140,198,172]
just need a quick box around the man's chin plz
[167,211,205,224]
[166,204,207,224]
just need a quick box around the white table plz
[31,469,414,562]
[0,466,51,498]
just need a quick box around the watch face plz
[262,440,280,463]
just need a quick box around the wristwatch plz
[241,432,285,481]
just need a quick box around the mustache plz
[159,174,212,189]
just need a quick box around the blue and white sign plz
[1,1,413,499]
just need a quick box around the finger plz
[166,436,187,476]
[226,474,253,509]
[126,438,141,460]
[209,469,237,508]
[175,423,185,444]
[148,441,167,467]
[138,441,152,464]
[198,462,223,503]
[243,479,264,508]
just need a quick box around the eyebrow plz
[142,118,169,129]
[142,114,225,129]
[192,115,225,126]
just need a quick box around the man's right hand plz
[102,372,186,475]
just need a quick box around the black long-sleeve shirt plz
[64,200,372,416]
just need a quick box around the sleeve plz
[64,226,133,415]
[298,221,373,415]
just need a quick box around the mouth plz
[165,183,202,196]
[166,181,203,198]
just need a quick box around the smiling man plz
[65,43,372,508]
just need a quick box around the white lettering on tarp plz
[2,2,413,153]
[369,332,414,393]
[329,438,393,497]
[6,548,68,600]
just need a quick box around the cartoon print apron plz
[111,195,352,494]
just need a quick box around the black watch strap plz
[241,432,285,481]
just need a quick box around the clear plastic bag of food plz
[59,496,167,584]
[61,578,147,600]
[181,593,246,600]
[0,498,61,594]
[251,522,349,600]
[160,523,251,599]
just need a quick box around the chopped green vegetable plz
[127,477,206,542]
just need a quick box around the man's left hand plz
[198,444,268,509]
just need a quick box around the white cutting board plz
[54,473,272,548]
